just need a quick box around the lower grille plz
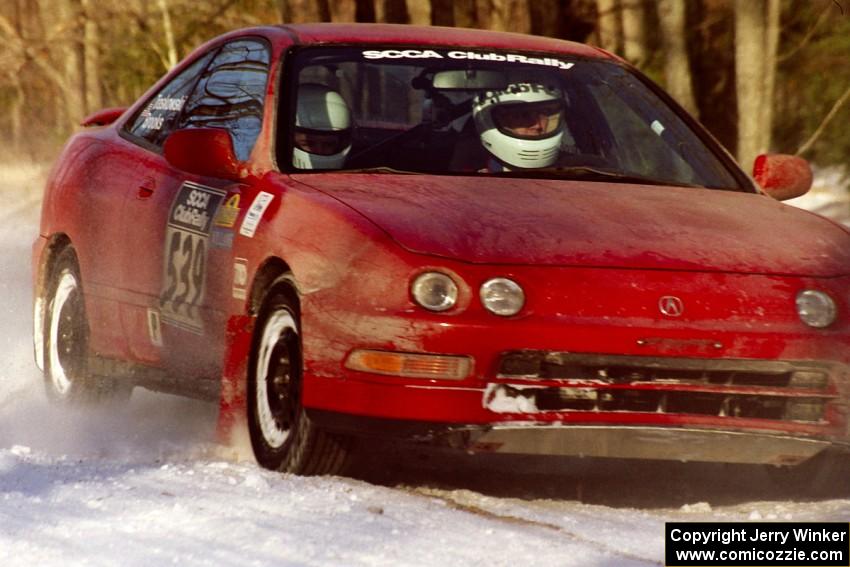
[492,351,835,423]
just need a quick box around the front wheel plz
[247,283,351,475]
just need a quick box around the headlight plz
[796,290,836,328]
[411,272,458,312]
[480,277,525,316]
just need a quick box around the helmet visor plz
[294,126,351,156]
[491,100,564,140]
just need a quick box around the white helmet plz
[293,83,352,169]
[472,82,565,169]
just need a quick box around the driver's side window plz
[177,39,270,161]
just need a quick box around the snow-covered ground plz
[1,163,849,567]
[786,166,850,226]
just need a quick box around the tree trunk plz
[760,0,780,155]
[157,0,178,69]
[355,0,377,22]
[621,0,647,67]
[405,0,430,25]
[431,0,453,26]
[330,0,357,22]
[734,0,767,170]
[60,0,87,126]
[596,0,622,53]
[657,0,698,117]
[82,0,102,111]
[530,0,562,38]
[454,0,477,28]
[282,0,327,22]
[9,80,25,155]
[385,0,410,23]
[477,0,532,32]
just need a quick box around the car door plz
[120,38,271,389]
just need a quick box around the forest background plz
[0,0,848,175]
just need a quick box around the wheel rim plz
[255,309,301,450]
[48,270,83,396]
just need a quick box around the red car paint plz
[34,24,848,470]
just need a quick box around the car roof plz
[221,23,612,60]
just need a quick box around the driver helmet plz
[472,82,565,169]
[293,83,352,169]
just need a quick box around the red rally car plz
[34,23,847,476]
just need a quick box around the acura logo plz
[659,296,684,317]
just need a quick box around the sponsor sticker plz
[138,95,187,131]
[214,194,241,228]
[239,191,274,238]
[233,258,248,300]
[159,181,227,333]
[147,308,163,347]
[361,49,575,70]
[210,228,234,250]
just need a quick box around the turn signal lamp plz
[345,349,472,380]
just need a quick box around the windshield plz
[284,46,744,190]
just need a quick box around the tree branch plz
[777,2,832,64]
[796,84,850,156]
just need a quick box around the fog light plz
[345,349,472,380]
[796,290,836,328]
[411,272,458,312]
[480,277,525,316]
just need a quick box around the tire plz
[44,247,130,404]
[247,280,351,475]
[765,451,848,497]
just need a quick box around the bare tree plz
[657,0,698,117]
[281,0,329,23]
[82,0,103,110]
[330,0,356,22]
[59,0,88,125]
[621,0,647,67]
[453,0,476,28]
[405,0,430,25]
[429,0,451,25]
[734,0,779,169]
[157,0,178,69]
[475,0,531,32]
[377,0,409,23]
[796,84,850,157]
[596,0,622,53]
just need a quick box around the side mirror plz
[163,128,243,181]
[752,154,813,201]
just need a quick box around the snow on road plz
[0,163,849,567]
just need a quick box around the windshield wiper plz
[491,166,696,187]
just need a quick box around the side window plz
[178,40,270,161]
[125,52,215,148]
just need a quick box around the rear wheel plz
[44,247,130,404]
[248,281,351,475]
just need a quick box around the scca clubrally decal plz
[159,181,227,333]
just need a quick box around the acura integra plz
[34,24,847,477]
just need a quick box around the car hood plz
[292,173,850,277]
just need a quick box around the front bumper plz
[298,265,850,464]
[301,335,850,465]
[308,408,833,465]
